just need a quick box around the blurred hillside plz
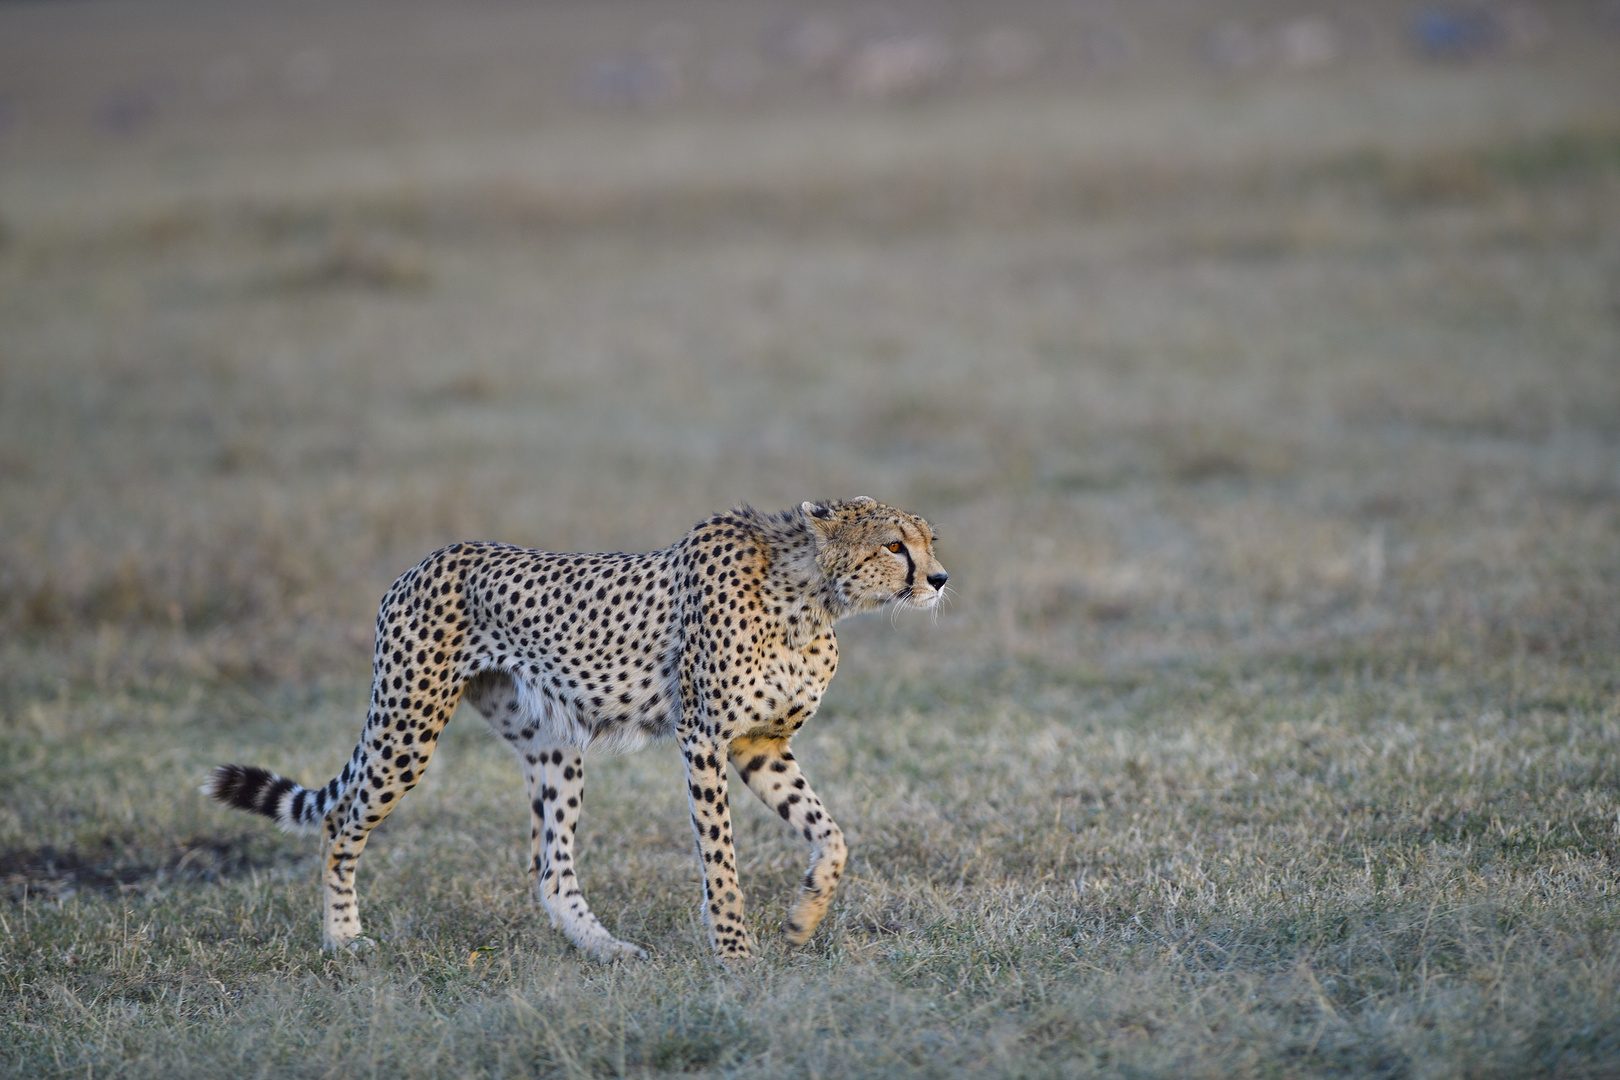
[1,1,1615,225]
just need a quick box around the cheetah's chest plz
[735,629,839,740]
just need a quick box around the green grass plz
[3,1,1620,1076]
[5,659,1618,1077]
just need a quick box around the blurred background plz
[0,0,1616,695]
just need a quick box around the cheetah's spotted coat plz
[206,498,947,961]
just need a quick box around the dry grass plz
[3,1,1620,1076]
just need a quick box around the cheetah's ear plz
[801,500,839,546]
[849,495,876,505]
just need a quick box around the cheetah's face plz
[802,497,949,615]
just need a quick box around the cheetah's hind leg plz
[518,742,647,962]
[465,672,647,962]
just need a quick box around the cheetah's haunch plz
[204,498,947,961]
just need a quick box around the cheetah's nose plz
[926,571,948,590]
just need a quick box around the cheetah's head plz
[801,497,949,617]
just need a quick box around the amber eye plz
[886,542,903,553]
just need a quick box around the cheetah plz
[205,498,947,961]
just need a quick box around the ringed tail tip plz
[205,763,287,820]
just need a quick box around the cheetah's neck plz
[743,507,842,650]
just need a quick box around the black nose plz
[926,571,949,590]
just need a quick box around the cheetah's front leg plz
[681,736,754,960]
[731,736,846,946]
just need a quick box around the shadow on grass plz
[0,832,294,901]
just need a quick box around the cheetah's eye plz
[886,542,903,554]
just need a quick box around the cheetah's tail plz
[203,764,345,835]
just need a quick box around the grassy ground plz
[3,1,1619,1076]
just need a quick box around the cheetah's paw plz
[324,934,378,954]
[587,938,648,963]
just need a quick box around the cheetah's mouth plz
[892,585,943,611]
